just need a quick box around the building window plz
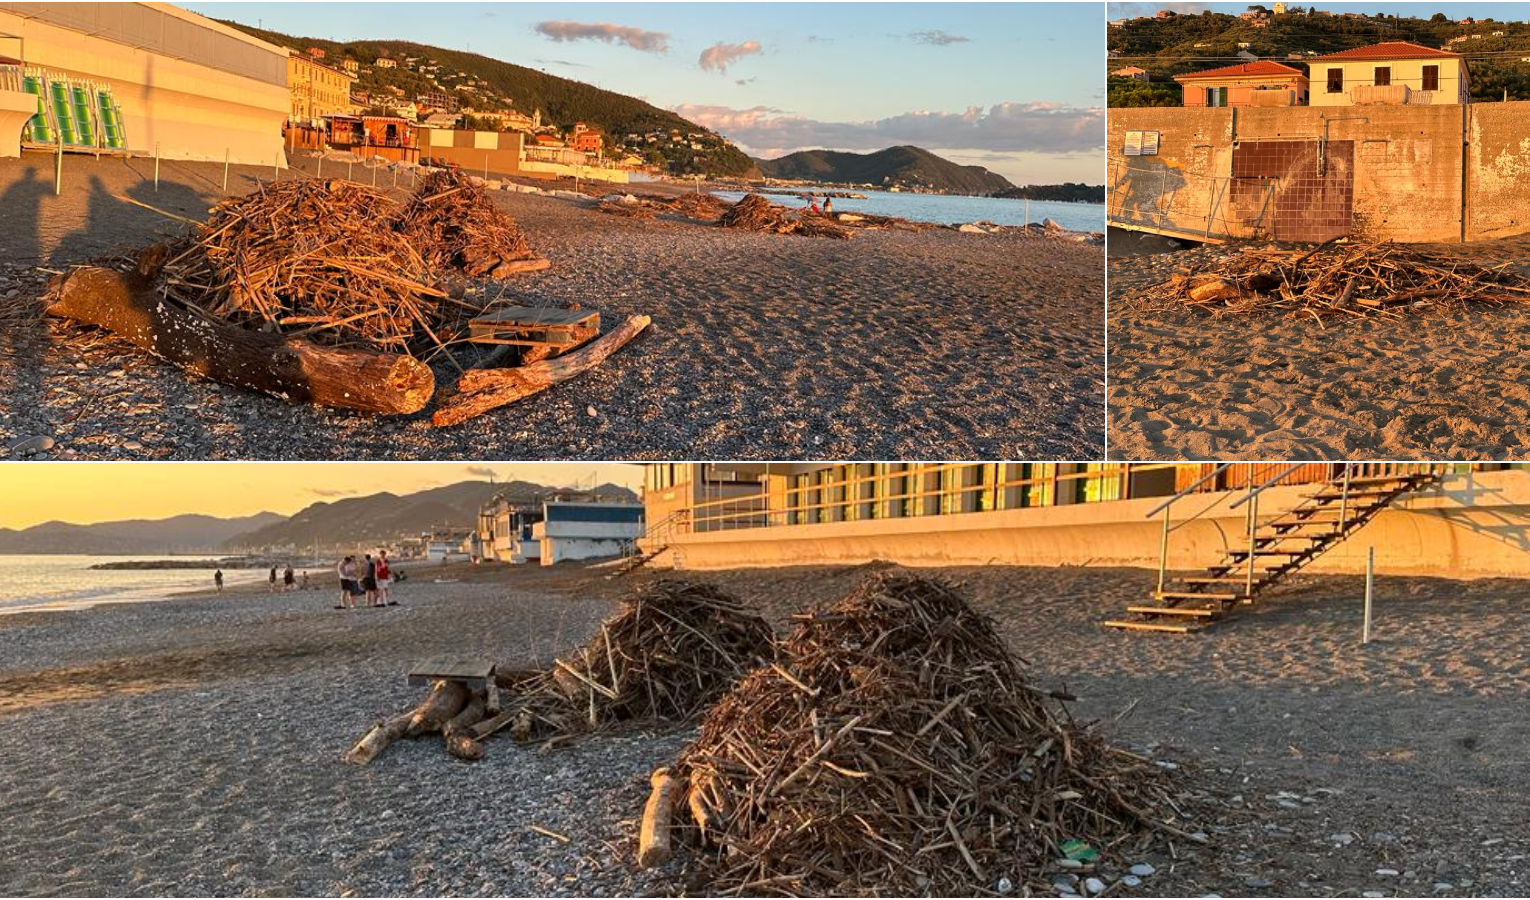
[1374,66,1390,87]
[1422,65,1439,91]
[1327,68,1343,93]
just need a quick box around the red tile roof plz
[1309,41,1461,62]
[1174,60,1306,81]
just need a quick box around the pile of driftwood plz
[43,173,649,421]
[719,194,851,240]
[395,170,548,278]
[637,572,1186,895]
[1137,238,1530,323]
[594,193,733,224]
[343,581,773,766]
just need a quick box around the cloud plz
[670,101,1104,158]
[308,488,357,498]
[535,58,591,69]
[736,77,757,86]
[698,40,762,73]
[534,21,670,53]
[908,30,971,46]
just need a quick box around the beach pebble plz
[1083,877,1106,895]
[1129,863,1156,877]
[586,406,598,418]
[1433,883,1453,892]
[1376,869,1400,877]
[1362,893,1385,898]
[1056,858,1084,870]
[996,876,1013,894]
[1245,876,1274,889]
[8,434,54,455]
[1121,875,1142,887]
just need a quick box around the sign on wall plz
[1124,130,1160,156]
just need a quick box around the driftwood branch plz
[431,314,651,427]
[46,266,435,415]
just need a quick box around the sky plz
[0,463,643,530]
[184,2,1106,185]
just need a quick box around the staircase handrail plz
[1143,463,1233,520]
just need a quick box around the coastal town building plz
[287,50,356,124]
[1174,60,1310,107]
[1111,66,1149,81]
[1308,41,1469,106]
[0,1,289,164]
[374,56,396,69]
[638,463,1530,580]
[477,494,644,566]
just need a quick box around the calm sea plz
[710,188,1105,232]
[0,555,269,616]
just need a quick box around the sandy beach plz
[0,154,1104,460]
[2,559,1527,896]
[1107,232,1530,459]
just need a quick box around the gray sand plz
[0,155,1104,460]
[3,561,1528,896]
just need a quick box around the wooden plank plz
[408,657,496,686]
[468,307,601,348]
[1103,619,1202,633]
[1126,605,1219,617]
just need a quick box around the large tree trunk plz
[46,266,435,415]
[432,314,651,427]
[343,680,470,765]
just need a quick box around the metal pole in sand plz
[348,161,354,180]
[372,161,377,187]
[154,142,160,192]
[317,154,323,179]
[223,148,230,193]
[54,138,62,196]
[1362,547,1374,644]
[1025,198,1030,228]
[274,153,280,183]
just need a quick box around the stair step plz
[1103,619,1204,633]
[1228,549,1306,558]
[1126,604,1220,617]
[1154,590,1241,602]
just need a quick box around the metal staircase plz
[1105,463,1448,633]
[605,510,688,579]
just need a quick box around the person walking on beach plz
[268,565,278,593]
[214,569,224,593]
[336,556,355,610]
[362,554,380,607]
[376,551,395,607]
[283,564,295,593]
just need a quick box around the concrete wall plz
[1109,102,1504,242]
[0,86,30,158]
[654,470,1530,580]
[0,3,288,165]
[1467,102,1530,240]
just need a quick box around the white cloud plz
[670,102,1104,158]
[698,40,763,73]
[533,21,670,53]
[909,30,971,46]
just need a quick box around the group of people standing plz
[804,194,835,215]
[336,551,395,610]
[265,564,307,593]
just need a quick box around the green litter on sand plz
[1060,839,1100,862]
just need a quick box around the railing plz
[0,64,21,94]
[1144,463,1235,596]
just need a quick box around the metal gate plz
[1231,139,1354,242]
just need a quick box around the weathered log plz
[687,779,719,839]
[405,679,470,738]
[638,766,684,869]
[443,688,488,761]
[45,266,435,415]
[432,314,651,427]
[342,711,413,766]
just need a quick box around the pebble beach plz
[3,560,1527,896]
[0,155,1105,461]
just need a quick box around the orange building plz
[1174,60,1309,107]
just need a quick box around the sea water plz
[710,188,1105,233]
[0,555,269,616]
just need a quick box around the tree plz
[1431,12,1448,22]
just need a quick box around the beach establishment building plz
[478,495,644,567]
[423,528,474,563]
[415,126,630,183]
[0,2,288,164]
[1175,61,1310,108]
[287,50,356,125]
[1309,41,1469,107]
[638,463,1530,579]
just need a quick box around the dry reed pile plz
[665,572,1183,896]
[1130,238,1530,324]
[394,169,540,277]
[718,194,850,240]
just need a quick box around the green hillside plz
[1109,9,1530,106]
[220,21,756,177]
[755,146,1014,195]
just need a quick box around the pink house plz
[1174,60,1310,107]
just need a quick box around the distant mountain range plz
[993,183,1105,204]
[0,513,286,555]
[754,146,1015,195]
[0,480,639,556]
[225,480,638,551]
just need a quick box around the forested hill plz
[220,21,756,176]
[1109,8,1530,106]
[994,183,1105,203]
[755,146,1014,195]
